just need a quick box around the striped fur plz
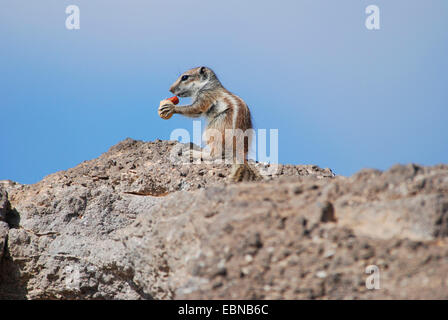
[169,67,253,162]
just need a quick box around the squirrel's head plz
[169,66,219,98]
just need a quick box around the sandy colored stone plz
[0,139,447,299]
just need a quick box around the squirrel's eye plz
[181,75,189,81]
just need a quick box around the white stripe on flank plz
[228,94,240,130]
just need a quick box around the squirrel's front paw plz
[158,100,175,119]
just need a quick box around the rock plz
[0,222,8,261]
[119,173,448,300]
[0,187,10,221]
[333,165,448,240]
[0,187,11,262]
[317,201,337,223]
[0,139,447,299]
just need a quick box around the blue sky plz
[1,0,447,184]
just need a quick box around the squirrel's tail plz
[230,163,264,182]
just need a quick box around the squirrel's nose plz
[169,85,176,94]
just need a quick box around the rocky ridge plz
[0,138,447,299]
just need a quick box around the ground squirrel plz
[159,66,262,182]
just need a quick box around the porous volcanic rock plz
[1,139,447,299]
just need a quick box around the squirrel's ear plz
[199,66,207,79]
